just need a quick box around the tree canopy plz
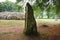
[0,1,22,12]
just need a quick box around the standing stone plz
[24,3,38,35]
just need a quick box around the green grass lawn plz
[0,19,60,26]
[0,20,24,26]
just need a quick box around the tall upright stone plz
[24,3,37,35]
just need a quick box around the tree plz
[53,0,60,20]
[16,0,22,3]
[35,0,49,18]
[0,1,22,12]
[24,3,38,36]
[33,0,60,19]
[32,2,40,18]
[16,0,38,36]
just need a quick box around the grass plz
[0,19,60,26]
[0,19,60,40]
[0,20,24,26]
[36,19,60,23]
[36,19,60,35]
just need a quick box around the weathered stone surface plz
[24,3,37,35]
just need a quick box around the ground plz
[0,19,60,40]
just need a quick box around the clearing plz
[0,19,60,40]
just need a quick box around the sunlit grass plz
[36,19,60,24]
[0,19,60,26]
[0,20,24,26]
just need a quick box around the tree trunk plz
[24,3,38,36]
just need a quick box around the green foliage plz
[32,3,40,18]
[16,0,22,3]
[0,1,22,12]
[32,0,60,19]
